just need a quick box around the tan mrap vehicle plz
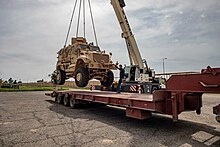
[54,37,116,87]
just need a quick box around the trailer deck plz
[46,90,171,120]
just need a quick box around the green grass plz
[0,86,69,92]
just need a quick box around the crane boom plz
[111,0,145,69]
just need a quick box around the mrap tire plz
[56,69,66,85]
[101,70,114,87]
[75,67,89,87]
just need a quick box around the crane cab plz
[124,66,153,82]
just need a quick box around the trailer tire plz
[101,70,114,87]
[57,93,64,104]
[55,96,58,102]
[75,67,89,87]
[196,108,201,115]
[54,93,58,102]
[216,115,220,123]
[56,69,66,85]
[63,94,70,107]
[70,98,76,109]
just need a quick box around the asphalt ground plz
[0,91,219,147]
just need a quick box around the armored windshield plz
[90,46,100,51]
[79,44,88,49]
[79,44,100,52]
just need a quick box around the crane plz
[110,0,160,93]
[111,0,153,83]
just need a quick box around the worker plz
[115,64,125,94]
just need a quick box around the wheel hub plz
[76,73,82,81]
[56,72,60,81]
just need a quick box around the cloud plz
[0,0,220,81]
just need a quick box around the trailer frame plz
[46,66,220,122]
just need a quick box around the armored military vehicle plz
[54,37,116,87]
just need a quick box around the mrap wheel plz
[75,67,89,87]
[101,70,114,87]
[56,69,66,85]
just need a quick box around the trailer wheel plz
[63,94,70,107]
[75,67,89,87]
[101,70,114,87]
[70,98,76,109]
[55,96,58,102]
[196,108,201,115]
[216,115,220,123]
[57,93,64,104]
[56,69,66,85]
[54,93,58,102]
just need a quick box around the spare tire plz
[75,67,89,87]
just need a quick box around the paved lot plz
[0,91,219,147]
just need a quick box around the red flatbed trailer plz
[46,90,168,120]
[46,66,220,122]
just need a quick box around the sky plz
[0,0,220,82]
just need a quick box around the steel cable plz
[64,0,78,47]
[88,0,98,46]
[83,0,86,38]
[76,0,82,38]
[64,0,99,47]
